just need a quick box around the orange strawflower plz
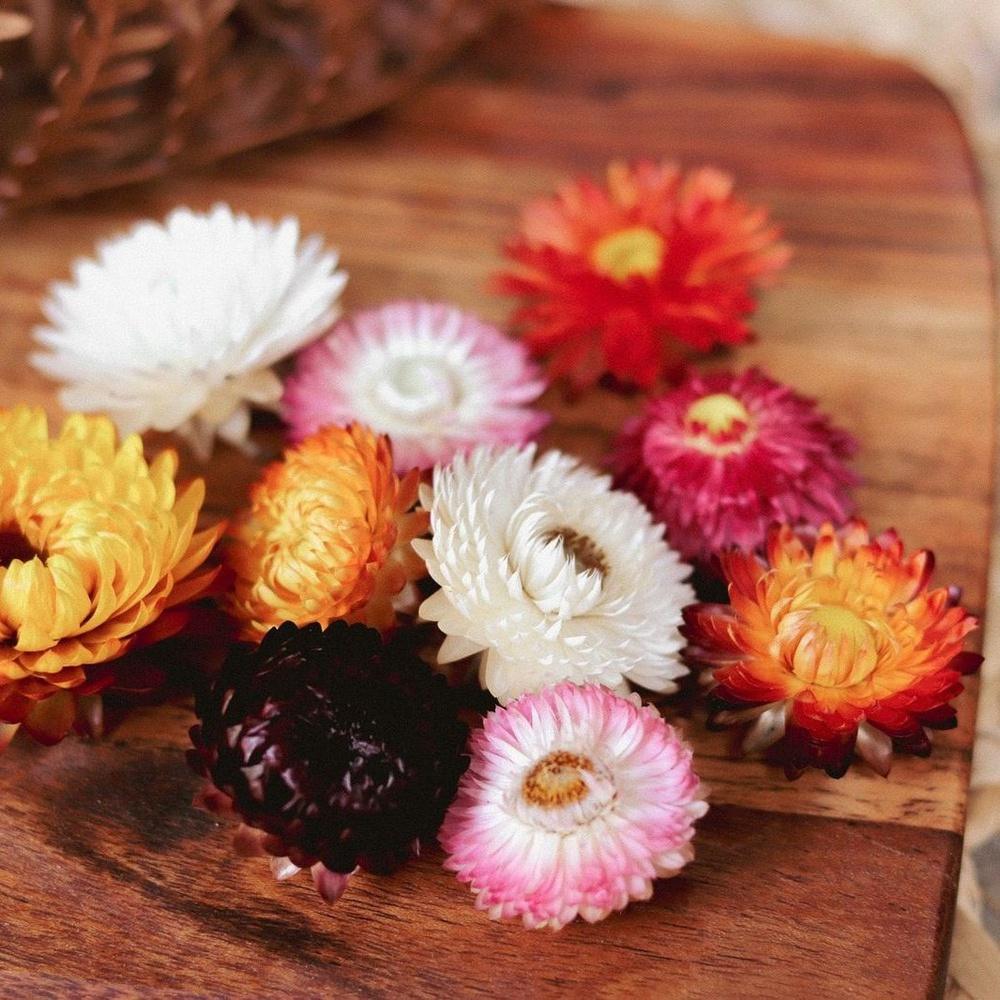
[497,161,791,389]
[0,407,224,747]
[226,424,428,640]
[683,521,980,778]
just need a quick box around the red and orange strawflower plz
[682,520,981,778]
[496,160,791,389]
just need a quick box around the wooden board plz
[0,5,993,997]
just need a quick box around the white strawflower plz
[414,444,694,704]
[31,204,347,458]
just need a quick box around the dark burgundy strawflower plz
[189,620,469,902]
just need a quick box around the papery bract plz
[226,424,427,640]
[32,204,346,458]
[415,444,693,704]
[611,368,857,564]
[0,406,223,746]
[190,621,469,901]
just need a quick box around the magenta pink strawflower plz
[610,367,857,564]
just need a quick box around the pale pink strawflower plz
[282,300,548,472]
[610,367,857,564]
[440,682,707,930]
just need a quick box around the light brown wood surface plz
[0,5,994,997]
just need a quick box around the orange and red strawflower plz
[682,520,981,779]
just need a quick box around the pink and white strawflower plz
[440,682,707,930]
[282,300,548,472]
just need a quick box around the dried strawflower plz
[683,521,981,778]
[497,161,790,389]
[0,406,223,747]
[415,444,693,704]
[189,620,469,902]
[32,204,347,458]
[441,682,707,929]
[282,300,549,472]
[226,424,427,640]
[610,368,857,565]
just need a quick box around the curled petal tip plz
[311,864,353,904]
[270,856,302,882]
[855,722,893,778]
[0,722,20,753]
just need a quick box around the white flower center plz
[506,496,607,618]
[372,356,460,421]
[511,750,616,833]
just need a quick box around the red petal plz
[21,690,77,746]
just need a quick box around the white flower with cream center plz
[414,444,694,703]
[32,204,346,458]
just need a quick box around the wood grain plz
[0,5,993,997]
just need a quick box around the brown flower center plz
[0,526,42,566]
[590,226,665,282]
[542,527,608,577]
[522,751,595,808]
[683,392,754,456]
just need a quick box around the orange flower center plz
[683,393,754,455]
[522,751,594,808]
[590,226,665,282]
[788,604,879,688]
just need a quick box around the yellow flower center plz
[790,604,879,688]
[522,751,594,808]
[684,393,754,455]
[590,226,665,282]
[810,605,870,648]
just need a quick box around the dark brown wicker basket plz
[0,0,512,214]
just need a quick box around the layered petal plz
[189,621,469,901]
[440,682,707,929]
[417,444,693,703]
[32,204,347,458]
[610,368,858,564]
[226,424,428,639]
